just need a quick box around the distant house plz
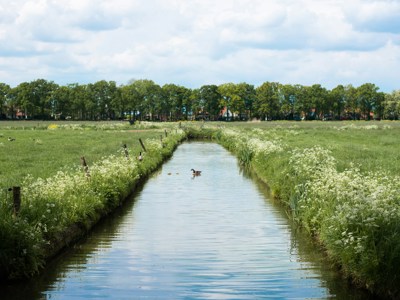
[220,107,235,120]
[16,109,27,119]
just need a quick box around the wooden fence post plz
[80,156,90,178]
[12,186,21,217]
[139,138,147,152]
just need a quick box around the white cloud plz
[0,0,399,91]
[344,0,400,34]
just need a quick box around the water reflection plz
[1,142,376,299]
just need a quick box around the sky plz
[1,0,399,92]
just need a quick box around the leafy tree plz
[67,83,92,120]
[5,87,18,118]
[110,85,123,119]
[292,84,308,119]
[120,84,140,120]
[128,80,162,120]
[28,79,58,118]
[344,84,359,119]
[255,82,280,120]
[3,78,396,121]
[330,85,346,119]
[88,80,119,120]
[309,84,328,119]
[357,83,379,120]
[218,83,239,120]
[13,82,34,118]
[52,85,72,118]
[229,84,246,119]
[162,84,190,120]
[11,79,58,119]
[198,85,221,120]
[181,87,193,120]
[279,84,297,119]
[236,82,255,120]
[383,90,400,120]
[374,92,385,120]
[0,83,11,118]
[147,83,163,121]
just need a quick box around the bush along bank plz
[212,126,400,299]
[0,129,186,281]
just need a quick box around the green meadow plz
[0,121,165,188]
[227,120,400,175]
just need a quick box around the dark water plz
[2,142,374,299]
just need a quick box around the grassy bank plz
[0,121,185,280]
[207,121,400,298]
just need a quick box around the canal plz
[2,142,374,299]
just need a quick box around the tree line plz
[1,79,399,121]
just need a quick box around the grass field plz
[0,121,166,188]
[227,120,400,175]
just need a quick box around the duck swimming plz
[191,169,201,176]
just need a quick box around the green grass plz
[278,127,400,174]
[0,120,132,129]
[0,124,165,188]
[226,120,400,175]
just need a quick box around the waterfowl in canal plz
[191,169,201,176]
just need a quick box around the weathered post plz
[12,186,21,217]
[80,156,90,178]
[138,138,147,152]
[123,144,129,160]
